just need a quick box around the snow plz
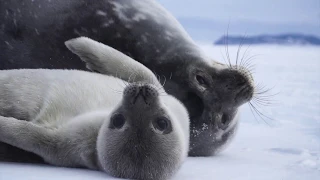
[0,45,319,180]
[96,10,107,17]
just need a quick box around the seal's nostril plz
[141,86,149,97]
[236,81,246,87]
[218,113,232,130]
[221,114,228,125]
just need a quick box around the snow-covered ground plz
[0,45,319,180]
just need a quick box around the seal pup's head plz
[97,83,189,180]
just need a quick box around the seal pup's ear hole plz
[109,114,126,129]
[152,117,172,134]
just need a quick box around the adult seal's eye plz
[196,75,207,86]
[110,114,126,129]
[153,117,172,134]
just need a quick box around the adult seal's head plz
[97,83,189,179]
[183,60,254,155]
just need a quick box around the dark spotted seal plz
[0,0,254,156]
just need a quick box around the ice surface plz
[0,45,319,180]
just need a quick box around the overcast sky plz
[157,0,319,25]
[157,0,319,41]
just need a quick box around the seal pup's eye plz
[196,75,207,86]
[157,118,168,131]
[153,117,172,134]
[110,114,126,129]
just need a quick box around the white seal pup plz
[0,39,190,180]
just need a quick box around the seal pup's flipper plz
[65,37,163,89]
[0,117,56,158]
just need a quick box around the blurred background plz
[158,0,320,43]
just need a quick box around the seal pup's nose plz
[124,84,159,106]
[132,87,145,104]
[133,85,158,105]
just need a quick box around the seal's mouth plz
[184,92,236,131]
[187,107,239,156]
[219,112,235,130]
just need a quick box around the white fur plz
[0,37,190,179]
[65,36,163,89]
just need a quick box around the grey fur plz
[64,37,162,89]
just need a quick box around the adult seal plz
[0,0,255,156]
[0,37,190,180]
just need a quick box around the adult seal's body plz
[0,0,254,156]
[0,38,190,180]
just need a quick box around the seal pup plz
[0,40,190,180]
[0,0,254,156]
